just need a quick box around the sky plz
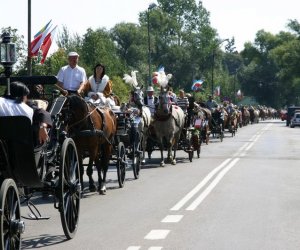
[1,0,300,53]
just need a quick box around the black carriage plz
[178,110,202,162]
[210,109,224,142]
[112,108,142,187]
[0,76,81,248]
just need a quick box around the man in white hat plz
[56,51,87,95]
[144,86,158,116]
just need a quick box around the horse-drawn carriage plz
[210,108,224,142]
[113,108,142,187]
[0,76,81,248]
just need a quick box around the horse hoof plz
[141,159,146,165]
[99,190,106,195]
[172,160,176,165]
[160,162,165,167]
[98,185,106,195]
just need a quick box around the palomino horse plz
[249,106,260,124]
[151,88,185,166]
[226,107,239,136]
[195,104,211,145]
[66,95,117,194]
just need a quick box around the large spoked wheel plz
[0,179,24,250]
[59,138,81,240]
[117,142,126,188]
[132,132,141,179]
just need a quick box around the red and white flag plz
[30,22,52,57]
[40,26,57,64]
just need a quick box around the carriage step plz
[22,200,50,220]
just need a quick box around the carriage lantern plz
[0,32,17,95]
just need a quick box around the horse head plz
[65,95,91,132]
[156,88,172,117]
[132,85,145,108]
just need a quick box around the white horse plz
[150,67,185,166]
[152,88,185,166]
[123,71,152,164]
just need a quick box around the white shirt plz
[57,65,87,91]
[0,97,33,122]
[147,96,155,115]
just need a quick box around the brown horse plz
[66,95,117,194]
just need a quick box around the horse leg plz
[86,158,96,192]
[158,139,165,167]
[166,137,174,164]
[141,133,147,164]
[78,155,85,192]
[171,135,180,165]
[98,145,110,195]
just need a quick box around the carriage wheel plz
[132,130,141,179]
[0,179,24,250]
[132,140,141,179]
[117,142,126,188]
[59,138,81,239]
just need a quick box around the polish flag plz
[40,26,57,64]
[30,24,52,57]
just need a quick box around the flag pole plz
[27,0,32,76]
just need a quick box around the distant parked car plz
[286,106,300,126]
[290,112,300,128]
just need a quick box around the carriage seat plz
[0,116,43,187]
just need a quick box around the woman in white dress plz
[78,63,115,107]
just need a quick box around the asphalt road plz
[21,119,300,250]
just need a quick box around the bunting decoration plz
[40,26,57,64]
[34,20,52,38]
[191,79,204,92]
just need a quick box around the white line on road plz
[170,158,232,211]
[161,215,183,223]
[127,246,141,250]
[144,230,170,240]
[186,158,240,211]
[148,247,163,250]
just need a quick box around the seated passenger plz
[78,63,116,108]
[0,81,52,145]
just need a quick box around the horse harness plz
[68,101,113,145]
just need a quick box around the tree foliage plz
[2,1,300,108]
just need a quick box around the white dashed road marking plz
[144,230,170,240]
[161,215,183,223]
[127,246,141,250]
[129,124,272,249]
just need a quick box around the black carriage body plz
[0,76,81,242]
[0,116,43,187]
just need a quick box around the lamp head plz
[0,32,16,66]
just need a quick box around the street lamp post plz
[0,32,17,95]
[147,3,157,87]
[211,38,229,96]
